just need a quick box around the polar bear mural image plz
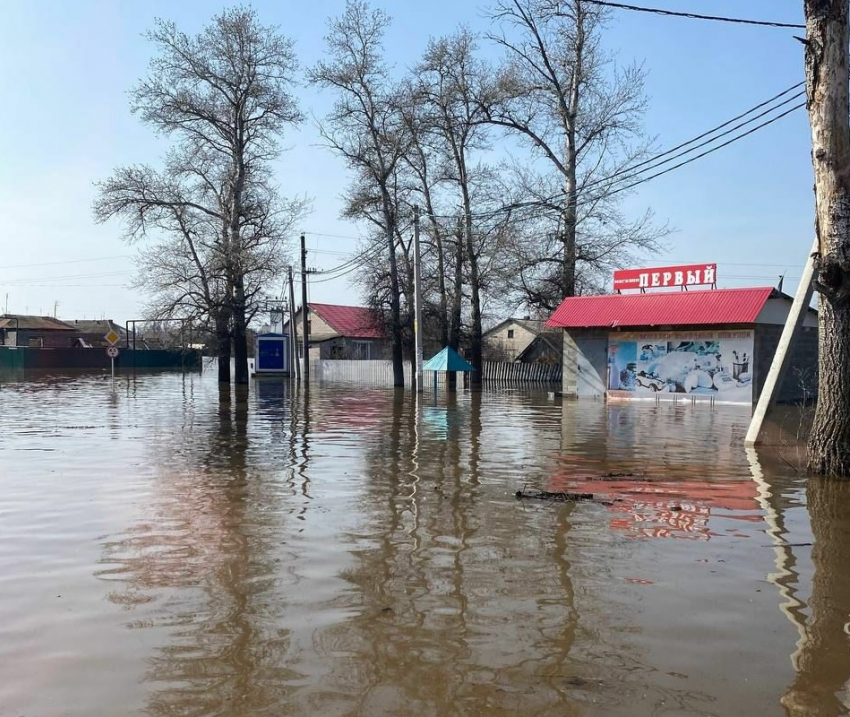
[608,332,753,404]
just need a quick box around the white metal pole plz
[745,236,818,446]
[413,205,424,393]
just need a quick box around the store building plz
[546,265,818,406]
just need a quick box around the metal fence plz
[483,361,561,384]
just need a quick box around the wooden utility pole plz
[803,0,850,475]
[301,234,310,382]
[413,205,424,393]
[288,265,300,380]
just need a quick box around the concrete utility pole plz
[288,265,300,381]
[413,205,424,393]
[745,237,817,446]
[301,234,309,382]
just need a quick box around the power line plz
[577,101,805,205]
[580,0,805,29]
[302,231,364,241]
[577,84,805,196]
[1,270,134,285]
[0,255,132,271]
[428,85,806,221]
[309,241,387,281]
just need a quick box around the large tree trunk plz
[386,219,405,387]
[562,182,578,298]
[229,149,249,387]
[805,0,850,476]
[232,276,250,386]
[215,304,231,384]
[448,226,464,392]
[464,202,483,389]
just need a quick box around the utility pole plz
[413,205,424,393]
[301,234,309,382]
[288,265,300,380]
[745,238,817,446]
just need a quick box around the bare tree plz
[410,29,499,387]
[485,0,666,308]
[95,6,303,386]
[309,0,410,387]
[804,0,850,476]
[96,161,308,379]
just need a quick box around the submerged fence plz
[482,361,561,384]
[307,359,561,387]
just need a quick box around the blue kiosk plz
[254,333,291,375]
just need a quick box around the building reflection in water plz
[557,401,762,541]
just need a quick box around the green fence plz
[0,347,202,372]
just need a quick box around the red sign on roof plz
[613,263,717,291]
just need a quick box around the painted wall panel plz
[607,330,754,404]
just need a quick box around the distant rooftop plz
[0,314,77,331]
[308,303,386,339]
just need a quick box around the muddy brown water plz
[0,370,847,716]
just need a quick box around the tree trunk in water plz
[804,0,850,476]
[386,223,405,387]
[215,306,231,385]
[232,277,250,386]
[464,213,483,389]
[448,230,464,392]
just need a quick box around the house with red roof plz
[283,303,389,360]
[546,283,818,406]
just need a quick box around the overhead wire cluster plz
[579,0,805,30]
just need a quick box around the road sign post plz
[105,340,120,388]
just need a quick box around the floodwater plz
[0,369,848,717]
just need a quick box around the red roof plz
[546,287,776,329]
[309,303,385,339]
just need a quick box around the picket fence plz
[306,359,560,387]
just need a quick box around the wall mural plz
[607,330,754,404]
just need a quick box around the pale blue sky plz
[0,0,810,324]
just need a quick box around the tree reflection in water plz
[782,477,850,716]
[96,384,300,716]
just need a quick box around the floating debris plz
[515,487,617,506]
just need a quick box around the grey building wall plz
[754,324,819,404]
[562,331,608,398]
